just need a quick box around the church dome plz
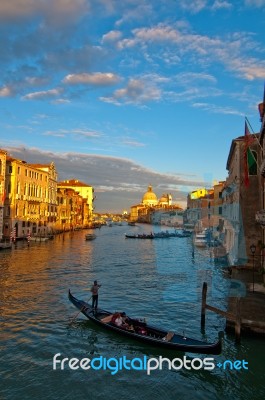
[159,194,168,203]
[142,185,158,206]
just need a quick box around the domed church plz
[130,184,181,223]
[142,185,158,206]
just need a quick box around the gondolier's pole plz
[69,296,92,325]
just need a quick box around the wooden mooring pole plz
[201,282,241,343]
[201,282,207,331]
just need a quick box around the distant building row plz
[0,151,94,239]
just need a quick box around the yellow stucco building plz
[57,179,94,226]
[3,156,58,238]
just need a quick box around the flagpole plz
[245,116,263,151]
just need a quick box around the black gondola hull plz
[68,290,222,355]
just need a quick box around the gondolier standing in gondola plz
[91,280,101,309]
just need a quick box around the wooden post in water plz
[234,297,241,343]
[201,282,207,331]
[201,281,242,342]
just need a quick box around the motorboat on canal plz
[85,233,96,241]
[68,290,222,355]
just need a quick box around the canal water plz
[1,224,265,400]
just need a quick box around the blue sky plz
[0,0,265,212]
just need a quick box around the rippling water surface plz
[1,224,265,400]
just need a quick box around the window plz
[248,150,257,176]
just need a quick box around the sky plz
[0,0,265,213]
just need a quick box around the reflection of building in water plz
[130,185,182,224]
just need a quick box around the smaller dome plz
[159,194,168,203]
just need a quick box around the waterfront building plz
[2,156,57,238]
[220,133,262,265]
[212,181,225,216]
[56,188,84,231]
[257,95,265,273]
[185,188,214,230]
[28,162,58,231]
[0,150,7,240]
[57,179,94,226]
[151,210,183,226]
[185,182,225,236]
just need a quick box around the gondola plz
[68,290,222,355]
[125,233,155,239]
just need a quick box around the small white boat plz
[85,233,96,241]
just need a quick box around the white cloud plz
[178,0,208,13]
[192,102,244,116]
[44,128,102,138]
[100,78,161,105]
[245,0,265,7]
[116,23,264,82]
[62,72,120,86]
[121,139,146,147]
[52,98,71,104]
[175,72,217,85]
[102,30,122,44]
[0,0,89,24]
[22,88,62,100]
[0,86,12,97]
[228,58,265,80]
[211,0,233,10]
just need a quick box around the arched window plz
[248,150,257,176]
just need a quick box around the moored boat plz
[128,221,136,226]
[0,242,12,250]
[68,290,222,355]
[125,233,155,239]
[194,229,209,247]
[29,236,49,242]
[85,233,96,240]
